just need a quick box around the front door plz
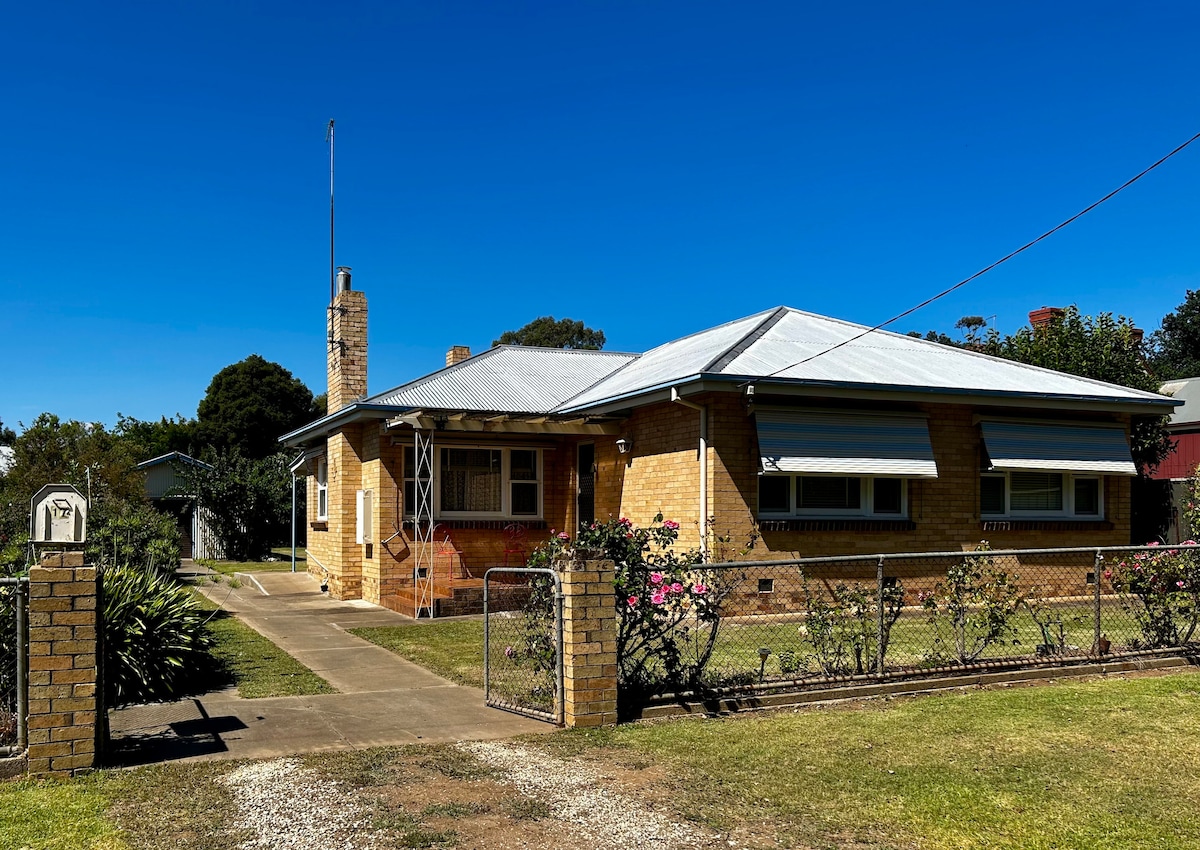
[577,443,595,530]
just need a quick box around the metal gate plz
[1,577,28,757]
[483,567,563,725]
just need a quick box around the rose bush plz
[528,514,732,700]
[1109,542,1200,648]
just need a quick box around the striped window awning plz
[980,421,1136,476]
[755,409,938,478]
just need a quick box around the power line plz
[759,130,1200,380]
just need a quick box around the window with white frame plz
[980,471,1102,518]
[315,457,328,521]
[402,445,542,518]
[758,475,907,518]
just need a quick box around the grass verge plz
[193,592,336,698]
[349,621,485,688]
[552,670,1200,850]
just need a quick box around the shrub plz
[801,577,904,676]
[920,542,1022,664]
[1109,543,1200,648]
[102,565,214,706]
[528,515,728,698]
[87,500,181,574]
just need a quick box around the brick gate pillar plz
[26,552,100,776]
[560,558,618,727]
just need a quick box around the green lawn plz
[349,622,485,688]
[348,600,1158,698]
[193,592,336,698]
[566,671,1200,849]
[201,547,308,575]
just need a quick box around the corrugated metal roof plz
[366,346,637,415]
[1161,378,1200,426]
[556,307,1174,412]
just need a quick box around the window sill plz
[401,518,548,531]
[981,519,1112,532]
[310,520,328,531]
[758,518,916,532]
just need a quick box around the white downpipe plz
[671,387,708,561]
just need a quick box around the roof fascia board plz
[279,403,399,447]
[561,373,1178,416]
[386,414,620,436]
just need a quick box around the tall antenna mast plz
[326,119,336,305]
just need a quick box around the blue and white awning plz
[756,409,938,477]
[980,421,1136,475]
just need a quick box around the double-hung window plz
[980,471,1101,518]
[755,408,936,521]
[978,420,1131,520]
[315,458,328,521]
[403,445,542,519]
[758,475,907,518]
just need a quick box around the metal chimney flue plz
[337,266,353,293]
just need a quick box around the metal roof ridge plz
[548,352,646,413]
[489,344,639,357]
[703,306,791,373]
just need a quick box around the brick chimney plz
[446,345,471,367]
[1028,306,1065,329]
[327,266,367,414]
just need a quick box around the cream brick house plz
[282,271,1178,616]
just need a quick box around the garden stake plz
[1093,550,1103,657]
[876,555,886,679]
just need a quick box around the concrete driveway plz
[108,571,547,765]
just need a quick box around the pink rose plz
[557,531,570,540]
[670,582,684,593]
[650,572,664,585]
[662,520,680,530]
[627,595,639,607]
[693,583,708,594]
[1178,581,1186,589]
[650,591,666,605]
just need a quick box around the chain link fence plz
[0,577,28,755]
[483,568,563,724]
[620,544,1200,707]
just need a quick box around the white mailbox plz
[30,484,88,544]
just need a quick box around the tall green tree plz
[196,355,318,460]
[980,307,1172,473]
[493,316,606,350]
[1149,289,1200,380]
[115,413,198,460]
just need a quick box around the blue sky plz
[3,1,1198,432]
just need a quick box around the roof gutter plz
[671,387,708,562]
[278,402,401,447]
[559,373,1180,417]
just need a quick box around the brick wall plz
[708,395,1132,558]
[26,553,99,776]
[609,402,703,549]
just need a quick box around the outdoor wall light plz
[616,437,633,454]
